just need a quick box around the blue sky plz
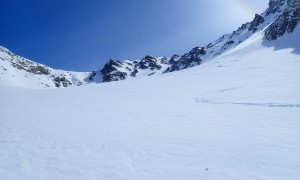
[1,0,268,71]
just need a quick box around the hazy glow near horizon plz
[233,0,267,15]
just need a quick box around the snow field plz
[1,31,300,179]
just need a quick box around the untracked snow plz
[1,27,300,179]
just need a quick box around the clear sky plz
[0,0,268,71]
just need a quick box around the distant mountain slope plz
[1,0,299,87]
[99,0,300,82]
[0,46,101,88]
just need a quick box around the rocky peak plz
[105,59,123,68]
[101,59,127,82]
[248,14,265,32]
[266,0,286,15]
[143,55,157,61]
[169,54,180,64]
[137,55,162,70]
[164,47,206,73]
[189,47,206,56]
[265,0,300,40]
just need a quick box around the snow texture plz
[1,28,300,179]
[1,0,300,179]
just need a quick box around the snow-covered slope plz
[1,28,299,179]
[1,0,300,179]
[1,31,299,180]
[0,46,102,88]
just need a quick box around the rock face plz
[138,55,163,70]
[53,76,72,88]
[248,14,265,33]
[101,60,127,82]
[265,0,300,40]
[165,47,206,73]
[266,0,286,15]
[100,55,170,82]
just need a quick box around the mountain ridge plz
[1,0,299,88]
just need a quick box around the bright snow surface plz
[1,29,300,179]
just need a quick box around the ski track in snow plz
[196,98,300,108]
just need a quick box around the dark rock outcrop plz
[248,14,265,33]
[130,69,139,77]
[100,55,170,82]
[136,55,162,70]
[11,60,51,75]
[265,0,300,40]
[165,47,206,73]
[169,54,180,64]
[28,65,51,75]
[101,60,127,82]
[89,70,97,81]
[53,76,72,88]
[266,0,286,16]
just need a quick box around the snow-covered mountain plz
[100,0,300,81]
[1,11,300,180]
[0,46,97,88]
[1,0,299,87]
[1,1,300,179]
